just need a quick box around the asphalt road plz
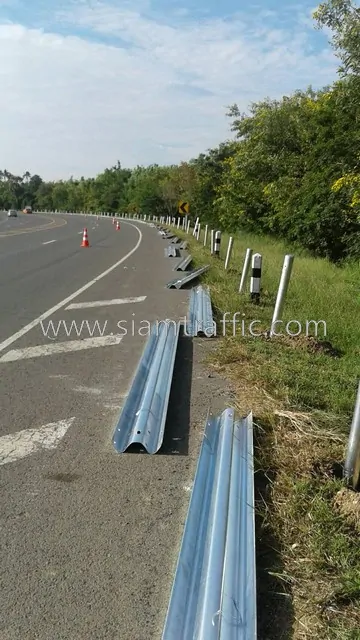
[0,215,206,639]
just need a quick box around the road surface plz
[0,213,230,640]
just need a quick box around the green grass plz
[168,223,360,639]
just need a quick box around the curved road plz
[0,215,193,640]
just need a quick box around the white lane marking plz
[65,296,146,310]
[42,240,56,245]
[0,417,76,466]
[0,335,123,362]
[0,224,142,354]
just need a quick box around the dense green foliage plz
[1,0,359,262]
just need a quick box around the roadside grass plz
[167,224,360,639]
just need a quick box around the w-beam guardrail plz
[112,320,179,454]
[173,255,193,271]
[166,265,209,289]
[179,241,188,250]
[186,285,215,336]
[165,246,180,258]
[162,408,256,639]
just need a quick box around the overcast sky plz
[0,0,338,180]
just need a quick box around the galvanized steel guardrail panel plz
[162,408,256,640]
[166,265,209,289]
[165,246,180,258]
[186,285,215,337]
[112,320,179,454]
[173,255,193,271]
[179,241,188,250]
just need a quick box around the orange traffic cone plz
[116,220,120,231]
[81,228,89,247]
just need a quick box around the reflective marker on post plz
[250,253,262,303]
[214,231,221,256]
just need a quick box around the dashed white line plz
[0,335,123,362]
[42,240,56,245]
[0,224,142,354]
[0,417,76,466]
[65,296,147,310]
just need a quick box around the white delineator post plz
[193,217,199,236]
[250,253,262,303]
[224,236,234,270]
[196,223,201,241]
[270,254,294,335]
[239,248,253,293]
[210,230,214,254]
[177,218,180,229]
[204,224,208,247]
[344,380,360,489]
[214,231,221,257]
[186,220,191,233]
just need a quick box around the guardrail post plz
[224,236,233,270]
[239,248,253,293]
[344,381,360,490]
[270,255,294,335]
[204,224,208,247]
[196,222,201,241]
[214,230,221,257]
[210,230,214,254]
[250,253,262,303]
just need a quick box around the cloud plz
[0,0,338,179]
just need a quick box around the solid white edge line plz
[0,335,123,362]
[0,417,76,466]
[0,224,142,354]
[65,296,147,309]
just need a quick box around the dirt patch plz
[268,334,343,357]
[333,487,360,533]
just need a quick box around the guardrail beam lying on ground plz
[186,285,215,337]
[162,408,256,639]
[166,265,209,289]
[112,320,179,454]
[165,246,181,258]
[173,255,193,272]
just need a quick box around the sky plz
[0,0,338,180]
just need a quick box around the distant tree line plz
[1,0,359,262]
